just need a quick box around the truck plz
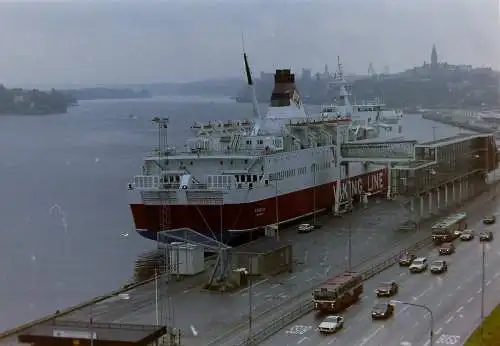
[313,271,363,313]
[431,212,467,244]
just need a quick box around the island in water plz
[63,87,152,101]
[0,85,76,115]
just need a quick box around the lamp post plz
[391,300,434,345]
[480,241,485,344]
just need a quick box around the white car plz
[409,257,428,273]
[298,223,314,233]
[318,315,344,334]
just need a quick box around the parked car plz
[298,223,314,233]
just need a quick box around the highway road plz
[63,198,422,345]
[263,197,500,346]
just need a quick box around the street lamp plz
[480,241,486,344]
[391,300,434,345]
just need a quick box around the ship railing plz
[144,148,272,158]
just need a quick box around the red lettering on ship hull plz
[131,168,388,244]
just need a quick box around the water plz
[0,96,463,331]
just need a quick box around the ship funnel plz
[269,69,302,109]
[265,69,307,121]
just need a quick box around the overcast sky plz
[0,0,498,86]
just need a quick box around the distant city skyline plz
[0,0,497,86]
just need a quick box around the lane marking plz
[288,275,297,281]
[467,297,474,303]
[328,338,336,344]
[445,316,454,324]
[271,284,280,289]
[423,341,430,346]
[436,327,443,335]
[358,326,384,346]
[297,336,308,344]
[456,306,464,313]
[486,280,492,286]
[493,272,500,279]
[399,272,405,277]
[254,291,264,297]
[456,285,461,290]
[477,289,482,294]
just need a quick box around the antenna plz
[240,33,262,129]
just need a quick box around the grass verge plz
[465,304,500,345]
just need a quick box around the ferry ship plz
[128,57,403,244]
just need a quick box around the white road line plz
[445,316,454,324]
[436,327,443,335]
[477,289,482,294]
[328,338,336,344]
[358,326,384,346]
[399,272,405,277]
[467,297,474,303]
[271,284,280,289]
[457,285,462,290]
[297,336,308,344]
[493,272,500,279]
[457,306,464,313]
[487,280,492,286]
[303,268,311,273]
[289,275,297,281]
[254,291,264,297]
[423,341,430,346]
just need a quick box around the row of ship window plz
[157,160,333,186]
[268,161,333,181]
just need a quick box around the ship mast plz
[241,36,262,136]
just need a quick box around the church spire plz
[431,44,438,68]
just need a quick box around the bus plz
[431,212,468,244]
[313,272,363,313]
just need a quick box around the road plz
[263,196,500,346]
[63,198,422,345]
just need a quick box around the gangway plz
[340,137,417,163]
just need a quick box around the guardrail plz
[236,236,434,346]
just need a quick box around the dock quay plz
[422,110,500,137]
[2,132,499,346]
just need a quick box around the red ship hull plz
[131,168,388,243]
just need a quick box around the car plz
[318,315,344,334]
[479,231,494,242]
[409,257,428,273]
[483,215,496,225]
[371,302,395,320]
[375,281,399,297]
[460,230,474,241]
[439,243,455,256]
[430,260,448,274]
[398,252,417,266]
[399,220,417,231]
[298,223,314,233]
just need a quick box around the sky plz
[0,0,498,86]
